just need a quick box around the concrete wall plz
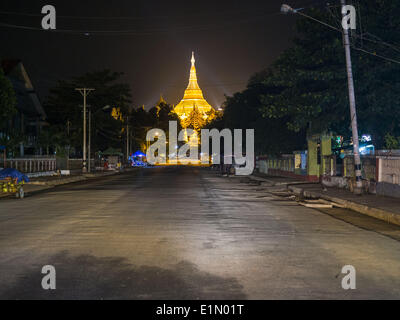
[343,156,376,180]
[379,157,400,185]
[257,155,318,182]
[67,159,96,170]
[377,182,400,199]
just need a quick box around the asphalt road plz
[1,166,400,299]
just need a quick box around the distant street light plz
[281,1,363,194]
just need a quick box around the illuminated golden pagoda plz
[174,52,214,129]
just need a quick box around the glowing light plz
[174,52,214,128]
[361,134,372,142]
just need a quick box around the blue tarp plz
[0,146,5,151]
[0,168,30,183]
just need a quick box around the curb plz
[27,175,88,187]
[1,171,123,199]
[27,171,122,187]
[250,175,317,187]
[288,185,400,227]
[46,176,88,186]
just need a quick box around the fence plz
[258,155,294,173]
[258,150,400,197]
[1,158,103,174]
[1,158,57,173]
[256,154,310,180]
[321,155,376,181]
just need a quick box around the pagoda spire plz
[157,93,166,105]
[173,52,214,124]
[191,51,195,66]
[187,52,200,90]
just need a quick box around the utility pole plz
[341,0,362,194]
[66,120,71,170]
[88,108,91,173]
[75,88,95,173]
[126,116,129,161]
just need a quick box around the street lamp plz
[280,4,302,13]
[280,2,363,194]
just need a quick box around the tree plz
[384,133,400,150]
[259,2,400,148]
[44,70,132,154]
[38,126,69,156]
[259,8,348,135]
[210,70,306,156]
[0,129,25,157]
[181,106,206,132]
[0,67,17,129]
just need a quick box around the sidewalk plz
[0,170,124,199]
[251,172,400,227]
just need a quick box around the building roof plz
[1,59,46,120]
[1,59,21,75]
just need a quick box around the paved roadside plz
[2,166,400,299]
[0,169,136,199]
[251,173,400,227]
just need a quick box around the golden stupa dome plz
[174,52,213,117]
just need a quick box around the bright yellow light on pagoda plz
[173,52,214,128]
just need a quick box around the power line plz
[360,32,400,54]
[0,1,326,21]
[296,10,341,32]
[0,7,278,21]
[351,46,400,65]
[325,2,400,55]
[0,10,168,20]
[293,8,400,65]
[0,10,280,35]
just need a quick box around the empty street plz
[1,167,400,299]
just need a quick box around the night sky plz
[0,0,323,109]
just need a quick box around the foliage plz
[0,130,25,157]
[258,1,400,149]
[0,67,17,129]
[44,70,132,155]
[210,71,307,156]
[129,101,181,152]
[38,126,70,156]
[181,106,206,132]
[384,133,400,150]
